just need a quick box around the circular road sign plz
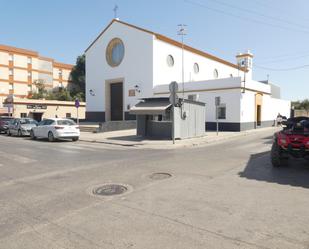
[169,81,179,94]
[75,99,80,108]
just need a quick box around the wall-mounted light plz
[89,89,96,96]
[134,85,141,93]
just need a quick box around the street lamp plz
[177,24,187,101]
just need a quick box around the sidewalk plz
[79,127,279,149]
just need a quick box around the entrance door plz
[32,112,43,122]
[255,93,263,128]
[110,83,123,121]
[256,105,261,126]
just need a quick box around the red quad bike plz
[271,116,309,167]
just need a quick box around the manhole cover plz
[93,184,128,196]
[149,173,172,180]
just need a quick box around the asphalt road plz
[0,130,309,249]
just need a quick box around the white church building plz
[85,19,290,131]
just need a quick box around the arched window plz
[193,63,199,74]
[214,69,219,79]
[167,55,174,67]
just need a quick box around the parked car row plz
[0,117,80,142]
[0,116,14,134]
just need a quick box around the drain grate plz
[149,173,172,180]
[93,184,128,196]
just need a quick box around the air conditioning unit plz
[188,94,199,101]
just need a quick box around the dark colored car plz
[0,116,14,134]
[271,116,309,167]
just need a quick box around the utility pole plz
[177,24,187,101]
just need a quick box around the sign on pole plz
[75,99,80,108]
[169,81,179,106]
[169,81,179,145]
[169,94,179,106]
[169,81,179,94]
[75,99,80,125]
[215,96,220,136]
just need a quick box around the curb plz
[79,127,278,150]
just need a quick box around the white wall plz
[153,38,242,87]
[0,52,9,65]
[13,69,28,81]
[240,89,290,124]
[263,96,291,120]
[154,78,242,123]
[240,90,255,123]
[13,54,28,68]
[0,67,9,80]
[14,83,28,95]
[32,58,39,70]
[86,21,154,114]
[0,82,9,94]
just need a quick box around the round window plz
[167,55,174,67]
[194,63,199,74]
[106,38,125,67]
[214,69,219,79]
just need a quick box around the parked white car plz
[30,118,80,142]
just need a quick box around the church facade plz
[85,19,290,131]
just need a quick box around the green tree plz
[292,99,309,115]
[70,54,85,101]
[45,88,73,101]
[30,79,47,99]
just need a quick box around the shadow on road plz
[239,151,309,189]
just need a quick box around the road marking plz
[0,151,36,164]
[48,148,80,154]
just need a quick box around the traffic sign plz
[169,94,179,106]
[169,81,179,145]
[75,99,80,108]
[169,81,179,106]
[169,81,178,94]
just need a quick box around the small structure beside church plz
[130,97,205,139]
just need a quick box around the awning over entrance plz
[130,98,171,115]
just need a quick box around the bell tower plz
[236,50,253,80]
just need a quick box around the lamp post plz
[177,24,187,101]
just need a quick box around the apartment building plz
[0,44,73,107]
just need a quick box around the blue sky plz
[1,0,309,101]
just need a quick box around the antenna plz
[177,24,187,102]
[113,4,119,19]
